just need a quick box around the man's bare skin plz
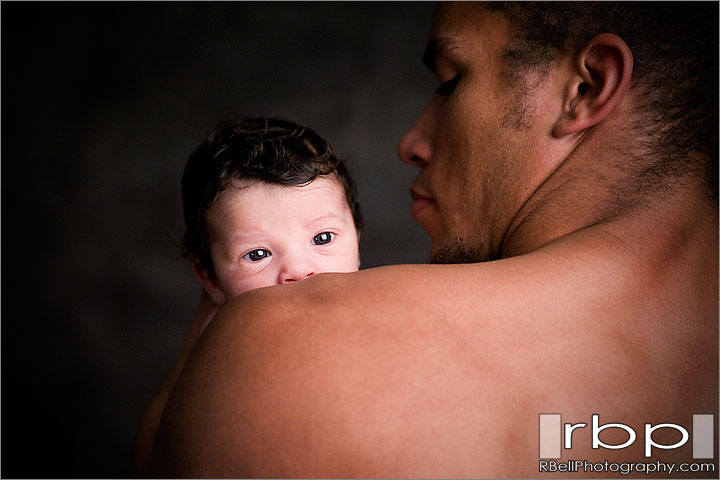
[149,3,718,477]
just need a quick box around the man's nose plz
[397,104,434,168]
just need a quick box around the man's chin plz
[429,241,493,265]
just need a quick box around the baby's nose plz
[279,262,316,284]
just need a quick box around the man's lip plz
[410,188,435,218]
[412,198,434,218]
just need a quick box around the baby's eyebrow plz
[224,231,267,249]
[304,213,349,227]
[228,233,260,243]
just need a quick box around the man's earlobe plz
[553,33,633,138]
[191,260,227,305]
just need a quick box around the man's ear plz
[190,260,227,305]
[553,33,633,138]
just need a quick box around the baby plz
[181,116,362,304]
[131,117,363,476]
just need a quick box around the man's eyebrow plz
[422,36,459,72]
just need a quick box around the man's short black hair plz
[181,117,363,276]
[483,1,718,199]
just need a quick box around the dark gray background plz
[1,2,437,477]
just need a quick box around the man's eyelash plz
[435,75,460,95]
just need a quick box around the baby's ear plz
[190,260,227,305]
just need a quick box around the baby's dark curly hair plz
[181,117,362,276]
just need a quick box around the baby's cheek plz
[333,244,361,273]
[226,269,277,299]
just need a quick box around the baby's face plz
[204,176,360,303]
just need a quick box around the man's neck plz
[500,119,718,262]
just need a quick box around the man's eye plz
[242,249,271,262]
[313,232,335,245]
[434,75,460,96]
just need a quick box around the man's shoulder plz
[152,262,550,476]
[150,261,563,473]
[212,261,550,348]
[150,254,717,477]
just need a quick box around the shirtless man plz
[149,2,718,477]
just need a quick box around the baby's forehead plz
[209,175,352,225]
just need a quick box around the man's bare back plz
[149,2,718,477]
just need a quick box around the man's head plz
[398,1,717,264]
[484,1,718,197]
[182,117,363,304]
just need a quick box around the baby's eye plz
[312,232,335,246]
[242,249,271,262]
